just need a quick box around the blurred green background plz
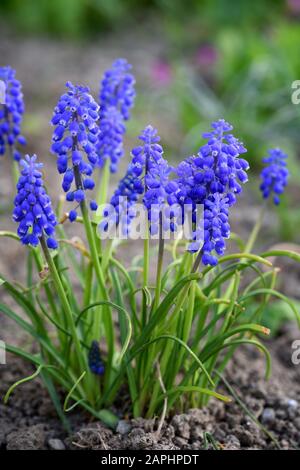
[1,0,300,240]
[1,0,300,158]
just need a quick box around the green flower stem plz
[83,261,93,308]
[7,145,20,188]
[167,257,205,383]
[31,247,66,347]
[96,159,110,209]
[95,160,110,254]
[137,228,150,399]
[165,279,198,400]
[142,226,150,326]
[191,249,203,273]
[73,164,114,385]
[139,217,165,411]
[40,235,85,374]
[245,202,267,253]
[80,194,114,380]
[102,238,114,273]
[146,253,195,416]
[153,213,165,311]
[12,159,20,189]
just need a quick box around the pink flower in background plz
[195,44,218,68]
[151,59,172,87]
[287,0,300,14]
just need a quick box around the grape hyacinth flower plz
[0,66,26,161]
[51,82,100,221]
[13,155,58,249]
[102,161,144,235]
[141,126,176,235]
[97,59,135,172]
[102,125,176,236]
[260,148,289,205]
[189,193,230,266]
[88,340,105,376]
[175,119,249,266]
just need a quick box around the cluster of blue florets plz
[174,119,249,265]
[97,59,135,173]
[140,126,176,235]
[260,148,289,205]
[102,125,176,236]
[88,340,105,376]
[13,155,58,249]
[7,59,289,269]
[51,82,100,222]
[0,66,26,161]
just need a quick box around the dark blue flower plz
[190,193,230,266]
[88,340,105,376]
[260,148,289,205]
[101,125,176,236]
[97,59,135,173]
[51,82,100,221]
[13,155,58,249]
[99,59,135,121]
[102,159,144,236]
[0,66,26,161]
[174,119,249,266]
[141,126,175,234]
[96,107,125,172]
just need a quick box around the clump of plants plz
[0,60,299,430]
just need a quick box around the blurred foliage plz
[244,299,300,336]
[0,0,288,38]
[0,0,149,37]
[171,41,300,167]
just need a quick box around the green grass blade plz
[77,300,132,363]
[240,288,300,327]
[156,385,232,407]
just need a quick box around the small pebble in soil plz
[223,434,241,450]
[261,408,276,424]
[287,399,298,410]
[48,438,66,450]
[116,420,132,435]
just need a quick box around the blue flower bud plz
[69,209,77,222]
[88,340,105,376]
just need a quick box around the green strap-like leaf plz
[78,300,132,363]
[260,249,300,264]
[129,334,215,387]
[200,323,270,362]
[156,385,232,407]
[240,288,300,327]
[131,273,201,354]
[63,371,86,412]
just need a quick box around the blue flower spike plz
[0,66,26,161]
[13,155,58,249]
[260,148,289,205]
[175,119,249,266]
[51,82,100,220]
[102,125,176,236]
[97,59,136,172]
